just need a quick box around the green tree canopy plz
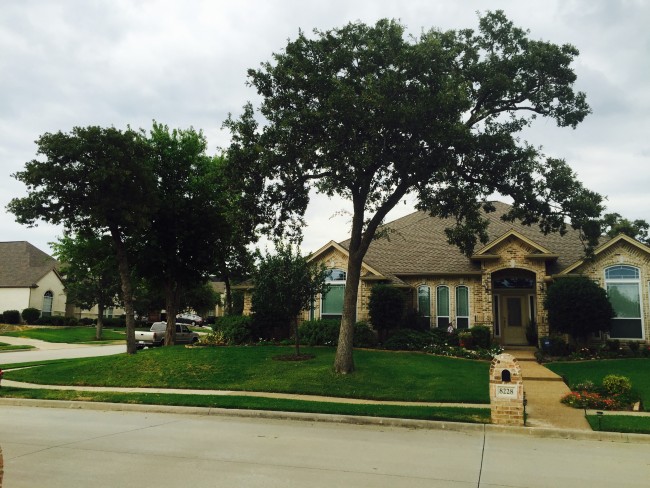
[133,123,231,345]
[8,126,155,353]
[225,12,604,373]
[51,232,122,340]
[601,212,649,245]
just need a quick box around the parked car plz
[135,321,200,349]
[176,313,203,326]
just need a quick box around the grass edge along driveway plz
[2,346,490,404]
[0,326,125,343]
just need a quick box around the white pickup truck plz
[135,322,200,349]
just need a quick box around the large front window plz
[321,268,346,319]
[418,285,431,318]
[606,266,643,339]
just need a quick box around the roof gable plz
[0,241,60,288]
[560,233,650,274]
[474,229,553,256]
[308,240,386,278]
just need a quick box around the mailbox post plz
[489,353,524,426]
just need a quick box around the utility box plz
[489,353,524,426]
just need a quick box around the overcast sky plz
[1,0,648,257]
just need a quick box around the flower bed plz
[561,375,641,411]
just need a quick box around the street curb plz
[2,397,649,444]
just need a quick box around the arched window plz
[321,268,346,319]
[436,285,449,329]
[417,285,431,324]
[456,286,470,329]
[42,291,54,317]
[605,265,643,339]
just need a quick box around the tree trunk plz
[164,280,178,346]
[110,229,137,354]
[224,274,232,315]
[293,316,300,356]
[96,302,104,341]
[334,251,362,373]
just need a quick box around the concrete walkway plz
[505,347,591,430]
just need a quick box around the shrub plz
[21,308,41,324]
[2,310,21,325]
[605,339,620,352]
[353,321,378,348]
[101,317,124,328]
[215,315,254,345]
[80,318,95,326]
[384,329,434,351]
[540,335,570,356]
[458,331,473,349]
[628,341,640,353]
[401,308,429,331]
[299,319,340,346]
[544,276,614,344]
[602,375,632,396]
[199,329,227,346]
[369,285,405,332]
[525,320,538,346]
[63,316,79,326]
[469,326,491,349]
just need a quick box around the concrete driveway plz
[2,405,649,488]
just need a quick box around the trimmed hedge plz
[215,315,254,345]
[21,308,41,324]
[1,310,21,325]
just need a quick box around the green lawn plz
[546,359,650,405]
[586,414,650,435]
[3,346,490,403]
[0,386,490,423]
[0,326,125,343]
[0,342,34,352]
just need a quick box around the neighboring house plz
[210,280,226,317]
[241,202,650,345]
[0,241,66,317]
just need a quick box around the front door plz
[503,296,527,345]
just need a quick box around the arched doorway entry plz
[492,269,536,345]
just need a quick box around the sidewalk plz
[505,348,591,430]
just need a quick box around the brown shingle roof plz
[0,241,59,287]
[338,202,593,280]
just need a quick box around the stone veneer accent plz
[489,353,525,426]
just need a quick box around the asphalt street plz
[0,340,125,364]
[2,405,649,488]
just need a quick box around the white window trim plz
[604,266,645,340]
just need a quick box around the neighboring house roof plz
[0,241,60,288]
[336,202,594,281]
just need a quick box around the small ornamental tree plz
[251,245,327,355]
[544,276,614,345]
[368,285,405,340]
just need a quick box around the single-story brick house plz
[242,202,650,345]
[0,241,67,317]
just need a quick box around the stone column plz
[490,353,525,426]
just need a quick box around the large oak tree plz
[8,126,155,353]
[227,12,604,374]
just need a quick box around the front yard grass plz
[586,414,650,435]
[2,346,490,403]
[0,326,125,343]
[546,359,650,406]
[0,342,34,352]
[0,386,490,423]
